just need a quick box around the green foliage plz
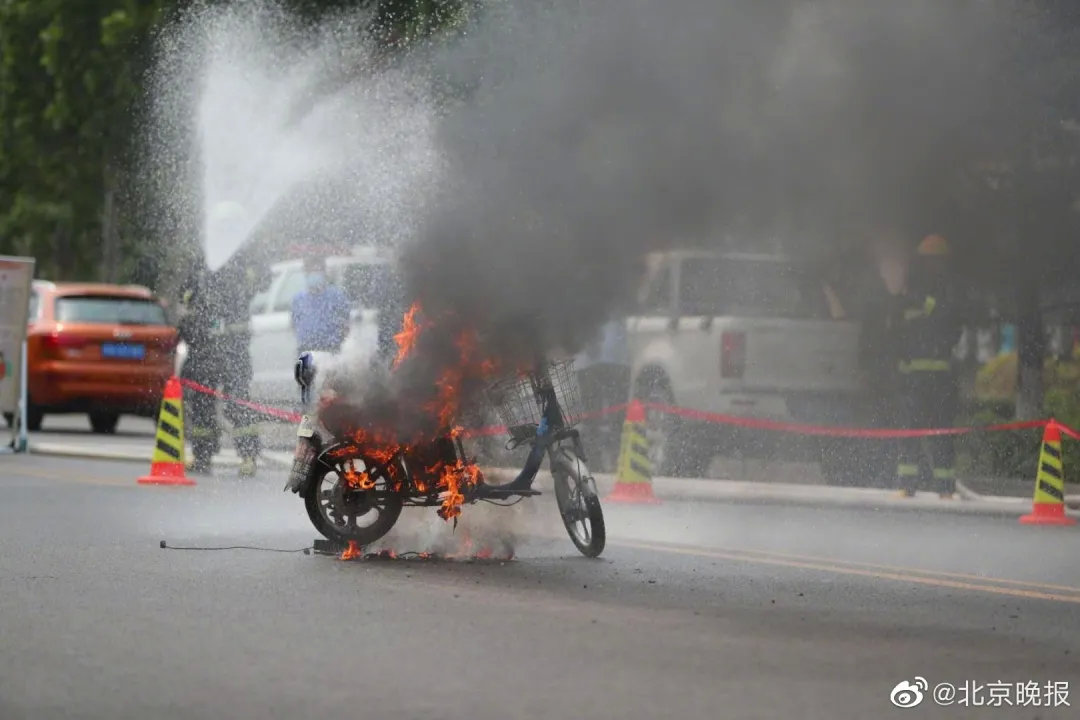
[0,0,169,279]
[955,405,1043,481]
[960,356,1080,484]
[0,0,464,284]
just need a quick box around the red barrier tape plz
[175,377,1079,442]
[1058,422,1080,441]
[459,403,631,439]
[177,378,303,424]
[641,403,1056,439]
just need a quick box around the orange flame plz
[340,540,362,560]
[393,302,425,370]
[325,306,500,526]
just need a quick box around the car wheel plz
[89,412,120,435]
[27,405,43,432]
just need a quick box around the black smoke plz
[324,0,1067,440]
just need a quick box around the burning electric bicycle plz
[285,353,606,558]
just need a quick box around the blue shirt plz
[291,285,351,352]
[575,320,629,370]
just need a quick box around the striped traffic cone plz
[1020,421,1075,526]
[138,377,196,486]
[606,399,661,504]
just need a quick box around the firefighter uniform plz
[894,235,962,497]
[179,261,266,476]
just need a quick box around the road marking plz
[721,546,1080,596]
[615,539,1080,605]
[3,464,133,487]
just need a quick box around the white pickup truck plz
[627,250,867,478]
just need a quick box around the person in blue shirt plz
[290,257,352,354]
[574,318,631,472]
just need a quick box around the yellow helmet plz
[917,234,949,256]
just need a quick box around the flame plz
[393,302,425,370]
[322,306,502,526]
[340,540,362,560]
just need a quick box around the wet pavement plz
[1,454,1078,719]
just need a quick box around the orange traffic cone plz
[607,399,661,504]
[138,377,196,486]
[1020,421,1075,526]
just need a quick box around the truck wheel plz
[819,438,860,486]
[819,438,893,487]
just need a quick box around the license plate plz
[102,343,146,360]
[297,415,316,438]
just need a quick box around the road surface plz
[1,454,1078,719]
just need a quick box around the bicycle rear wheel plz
[551,446,605,558]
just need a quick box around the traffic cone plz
[1020,421,1075,526]
[606,399,661,504]
[138,377,196,486]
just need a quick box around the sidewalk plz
[21,438,1080,517]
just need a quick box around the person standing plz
[179,254,268,477]
[893,234,963,498]
[575,318,631,472]
[290,257,352,355]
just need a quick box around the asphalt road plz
[2,454,1079,719]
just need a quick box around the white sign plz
[0,256,35,415]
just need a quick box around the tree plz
[0,0,171,280]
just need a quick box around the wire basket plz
[485,358,584,437]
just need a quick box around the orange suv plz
[19,281,178,433]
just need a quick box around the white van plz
[249,246,396,403]
[176,246,397,405]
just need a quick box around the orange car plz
[19,281,178,433]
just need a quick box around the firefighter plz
[178,265,218,474]
[894,234,963,498]
[178,254,269,476]
[856,231,908,487]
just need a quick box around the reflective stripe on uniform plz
[898,359,951,373]
[232,424,260,437]
[897,463,919,477]
[903,295,937,320]
[190,426,216,438]
[932,467,956,480]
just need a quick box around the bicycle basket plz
[485,358,584,436]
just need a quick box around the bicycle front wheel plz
[550,446,606,558]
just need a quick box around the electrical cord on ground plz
[479,497,525,507]
[159,540,313,554]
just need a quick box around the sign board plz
[0,256,35,438]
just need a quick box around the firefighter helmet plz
[917,234,949,256]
